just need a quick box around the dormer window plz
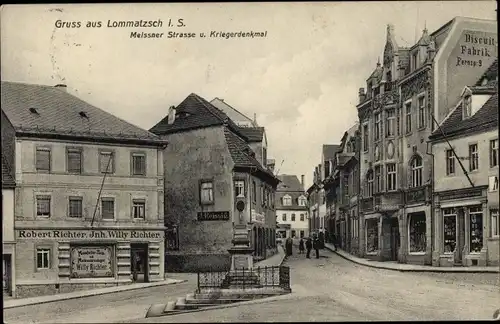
[298,196,307,207]
[463,95,472,118]
[282,195,292,206]
[29,107,39,115]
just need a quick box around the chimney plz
[167,105,176,125]
[54,84,67,92]
[358,88,366,103]
[301,174,305,188]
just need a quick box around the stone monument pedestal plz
[228,224,254,270]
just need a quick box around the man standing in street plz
[305,237,312,258]
[313,235,320,259]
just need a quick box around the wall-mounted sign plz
[197,211,230,221]
[16,229,164,240]
[70,245,114,278]
[455,32,496,68]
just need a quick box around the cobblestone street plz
[136,249,499,323]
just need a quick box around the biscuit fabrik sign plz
[16,229,164,240]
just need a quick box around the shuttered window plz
[36,148,51,172]
[67,148,82,174]
[132,153,146,175]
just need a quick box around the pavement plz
[324,243,500,273]
[134,248,500,322]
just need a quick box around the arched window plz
[366,170,374,197]
[282,195,292,206]
[410,155,423,188]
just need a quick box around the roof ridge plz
[192,94,227,123]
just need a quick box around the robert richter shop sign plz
[16,229,165,240]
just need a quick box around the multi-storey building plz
[276,174,308,239]
[357,17,497,265]
[2,81,167,298]
[150,94,279,272]
[429,60,498,267]
[210,97,259,128]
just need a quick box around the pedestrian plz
[298,237,305,254]
[313,236,320,259]
[285,236,293,256]
[305,237,312,258]
[331,233,338,251]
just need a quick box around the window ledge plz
[405,132,413,136]
[408,252,426,255]
[200,202,215,206]
[365,252,378,255]
[488,237,499,241]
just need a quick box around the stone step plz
[186,298,252,305]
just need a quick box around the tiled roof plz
[223,128,277,182]
[149,93,247,140]
[277,175,303,192]
[2,156,15,188]
[429,93,498,140]
[237,126,265,142]
[275,191,308,211]
[368,65,383,82]
[476,59,498,86]
[1,81,163,145]
[323,144,340,161]
[210,98,258,127]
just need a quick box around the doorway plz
[130,243,149,283]
[389,217,400,261]
[3,255,11,296]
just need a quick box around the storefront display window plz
[366,219,379,253]
[408,212,426,253]
[442,208,457,254]
[469,206,483,253]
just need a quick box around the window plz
[300,214,305,221]
[66,148,82,174]
[68,197,83,218]
[300,230,305,238]
[200,181,214,204]
[291,230,296,238]
[291,214,296,221]
[366,170,374,197]
[363,124,369,151]
[101,197,115,220]
[99,151,114,174]
[131,153,146,176]
[446,149,455,175]
[418,96,426,128]
[410,155,423,188]
[374,166,381,193]
[282,214,287,222]
[463,95,472,118]
[36,248,51,270]
[343,173,349,202]
[491,209,499,238]
[36,147,51,172]
[443,208,457,253]
[386,109,395,137]
[469,144,479,171]
[374,113,381,141]
[234,180,245,198]
[132,199,145,219]
[282,195,292,206]
[469,206,483,253]
[36,196,51,217]
[412,52,418,70]
[405,102,412,133]
[263,147,267,167]
[408,213,426,253]
[366,219,379,253]
[490,139,498,168]
[298,197,307,206]
[386,163,397,191]
[252,181,257,202]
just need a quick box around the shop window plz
[36,196,51,218]
[446,149,455,175]
[291,214,296,221]
[469,206,483,253]
[36,147,51,172]
[491,209,499,238]
[408,213,426,253]
[469,144,479,171]
[99,150,114,174]
[131,152,146,176]
[442,208,457,254]
[132,199,146,219]
[101,197,115,220]
[36,248,51,270]
[490,139,498,168]
[365,219,379,253]
[68,197,83,218]
[200,181,214,204]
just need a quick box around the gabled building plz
[1,81,167,298]
[357,17,497,265]
[429,59,498,267]
[210,98,259,127]
[150,93,280,272]
[276,174,308,239]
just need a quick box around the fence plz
[197,265,291,292]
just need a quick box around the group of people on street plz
[284,235,321,259]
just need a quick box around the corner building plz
[1,81,167,298]
[357,17,497,265]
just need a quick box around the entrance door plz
[3,255,11,296]
[130,244,149,283]
[455,208,465,265]
[390,218,400,261]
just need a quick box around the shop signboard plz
[70,245,114,278]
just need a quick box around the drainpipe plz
[426,140,435,266]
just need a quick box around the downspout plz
[426,139,435,266]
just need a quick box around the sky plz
[1,2,497,189]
